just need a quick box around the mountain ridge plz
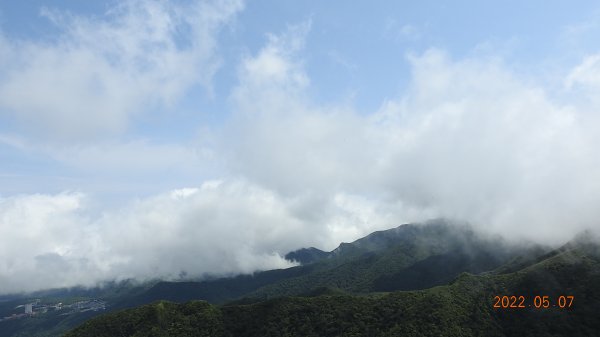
[3,219,594,336]
[64,232,600,336]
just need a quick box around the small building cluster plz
[0,298,106,322]
[69,299,107,312]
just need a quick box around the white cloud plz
[566,53,600,89]
[231,20,311,114]
[0,0,242,140]
[227,22,377,196]
[378,50,599,240]
[0,181,414,294]
[3,15,600,294]
[0,192,97,293]
[225,30,600,244]
[383,19,422,41]
[0,185,297,293]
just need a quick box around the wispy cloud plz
[0,0,242,141]
[383,18,423,41]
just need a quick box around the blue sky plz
[2,0,600,293]
[1,0,598,197]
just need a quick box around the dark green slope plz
[129,221,532,305]
[123,265,316,306]
[1,309,102,337]
[243,220,529,299]
[284,247,330,264]
[0,280,153,337]
[10,221,510,337]
[64,239,600,337]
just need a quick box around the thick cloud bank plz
[225,28,600,243]
[0,182,417,294]
[0,184,294,293]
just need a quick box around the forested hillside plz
[64,223,600,336]
[65,239,600,336]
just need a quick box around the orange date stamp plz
[493,295,574,309]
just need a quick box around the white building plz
[24,304,33,314]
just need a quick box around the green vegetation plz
[0,280,153,337]
[64,301,224,337]
[130,221,529,305]
[64,237,600,336]
[5,221,599,336]
[0,310,100,337]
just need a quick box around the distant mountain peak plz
[284,247,330,265]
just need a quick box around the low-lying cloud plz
[0,181,422,294]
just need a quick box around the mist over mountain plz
[2,1,600,336]
[1,220,598,336]
[1,0,600,321]
[284,247,330,265]
[70,220,546,307]
[46,221,600,337]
